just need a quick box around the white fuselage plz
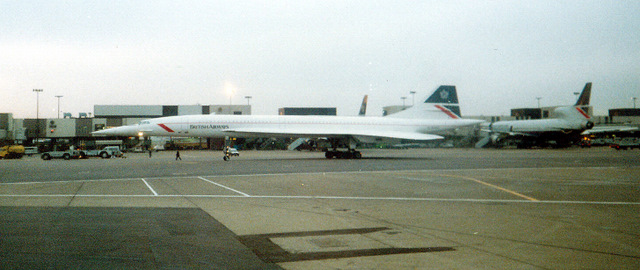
[96,114,481,141]
[488,118,589,134]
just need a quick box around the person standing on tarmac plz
[223,146,231,161]
[176,150,181,160]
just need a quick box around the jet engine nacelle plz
[488,122,512,133]
[490,134,502,143]
[582,121,594,130]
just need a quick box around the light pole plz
[245,96,252,105]
[401,96,407,108]
[55,95,63,119]
[536,97,542,108]
[410,91,416,106]
[33,89,43,148]
[225,81,235,107]
[633,97,637,109]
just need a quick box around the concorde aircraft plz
[93,85,483,159]
[476,83,594,148]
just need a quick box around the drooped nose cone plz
[92,125,140,137]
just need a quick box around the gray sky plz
[2,1,639,119]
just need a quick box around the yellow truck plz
[0,145,25,159]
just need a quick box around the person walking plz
[176,150,181,160]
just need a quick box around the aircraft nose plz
[92,125,138,136]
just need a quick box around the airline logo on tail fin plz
[388,85,462,119]
[575,107,591,119]
[434,105,460,119]
[425,85,458,104]
[575,82,591,106]
[425,85,461,118]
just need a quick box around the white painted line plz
[0,193,638,205]
[141,178,158,196]
[195,165,637,180]
[2,165,635,186]
[197,176,251,197]
[0,177,143,185]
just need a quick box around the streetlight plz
[225,82,235,106]
[633,97,637,109]
[401,96,407,107]
[33,89,43,148]
[536,97,542,108]
[245,96,252,105]
[55,95,63,119]
[410,91,416,106]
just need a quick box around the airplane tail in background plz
[359,95,368,116]
[389,85,461,119]
[575,82,592,106]
[555,82,594,129]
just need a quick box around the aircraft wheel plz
[223,156,229,161]
[353,151,362,159]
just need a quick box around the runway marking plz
[198,176,250,197]
[0,165,631,186]
[141,178,158,196]
[0,194,637,205]
[1,167,633,204]
[436,174,539,201]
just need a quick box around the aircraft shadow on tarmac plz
[237,227,454,263]
[241,156,437,162]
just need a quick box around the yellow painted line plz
[436,174,539,201]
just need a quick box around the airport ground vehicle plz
[80,146,123,158]
[610,137,640,150]
[23,147,38,156]
[222,147,239,161]
[164,139,207,150]
[41,149,82,160]
[0,145,25,159]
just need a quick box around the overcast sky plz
[2,1,639,119]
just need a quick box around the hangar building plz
[94,105,250,127]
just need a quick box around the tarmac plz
[0,147,639,269]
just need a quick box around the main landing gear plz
[325,150,362,159]
[324,138,362,159]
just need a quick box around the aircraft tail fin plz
[554,83,594,129]
[359,95,368,116]
[389,85,461,119]
[575,82,591,106]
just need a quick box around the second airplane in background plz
[476,82,594,148]
[94,85,482,159]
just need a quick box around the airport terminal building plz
[94,104,251,127]
[0,105,249,151]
